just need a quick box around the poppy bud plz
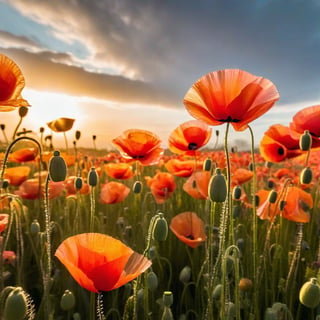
[39,127,45,133]
[92,135,97,141]
[179,266,192,284]
[60,289,75,311]
[75,130,81,140]
[232,185,242,200]
[299,278,320,308]
[208,168,227,203]
[213,284,222,300]
[248,162,254,171]
[300,167,313,185]
[133,180,142,194]
[30,219,40,235]
[300,130,312,151]
[18,106,28,118]
[224,256,234,275]
[88,167,98,187]
[74,177,83,190]
[4,287,28,320]
[148,246,157,260]
[236,238,245,252]
[279,200,286,211]
[268,190,277,204]
[267,179,275,189]
[239,278,253,291]
[163,291,173,307]
[203,158,212,171]
[1,179,9,189]
[147,271,158,292]
[152,213,168,242]
[49,150,67,182]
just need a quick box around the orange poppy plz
[183,171,211,200]
[64,176,90,196]
[170,212,207,248]
[99,181,130,204]
[290,105,320,139]
[47,117,75,132]
[4,166,31,186]
[259,124,302,163]
[9,147,38,163]
[0,214,9,234]
[281,186,313,223]
[168,120,212,155]
[145,171,176,204]
[164,158,200,177]
[231,168,253,186]
[183,69,279,131]
[112,129,163,166]
[55,233,152,293]
[0,54,29,111]
[104,163,134,180]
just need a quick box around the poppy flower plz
[55,233,152,293]
[47,118,75,132]
[290,105,320,139]
[259,124,302,163]
[99,181,130,204]
[0,214,9,234]
[9,147,38,163]
[168,120,212,155]
[104,163,134,180]
[164,158,200,177]
[183,171,211,200]
[183,69,279,131]
[281,186,313,223]
[4,166,31,186]
[2,250,16,264]
[231,168,253,186]
[0,54,29,111]
[170,212,207,248]
[145,171,176,204]
[112,129,163,166]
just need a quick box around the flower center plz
[277,147,285,155]
[217,116,241,123]
[188,142,198,150]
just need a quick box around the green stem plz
[11,116,23,140]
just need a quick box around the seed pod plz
[179,266,192,284]
[30,219,40,235]
[75,130,81,140]
[203,158,212,171]
[299,278,320,308]
[133,180,142,194]
[268,190,278,204]
[300,130,312,151]
[74,177,83,190]
[300,167,313,185]
[18,106,28,118]
[232,185,242,200]
[4,287,28,320]
[163,291,173,307]
[60,289,75,311]
[152,213,168,241]
[88,167,98,187]
[208,168,227,203]
[147,271,158,292]
[49,150,67,182]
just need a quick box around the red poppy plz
[47,118,75,132]
[112,129,163,166]
[290,105,320,139]
[259,124,302,163]
[4,166,30,186]
[145,171,176,204]
[2,250,16,264]
[99,181,130,204]
[170,212,207,248]
[164,158,201,177]
[168,120,212,155]
[183,171,211,200]
[55,233,152,293]
[104,163,134,180]
[231,168,253,186]
[0,214,9,234]
[281,186,313,223]
[9,147,38,163]
[0,54,29,111]
[183,69,279,131]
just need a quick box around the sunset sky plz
[1,0,320,150]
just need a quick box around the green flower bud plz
[179,266,191,284]
[30,219,40,235]
[232,185,242,200]
[133,180,142,194]
[299,278,320,308]
[147,271,158,292]
[152,213,168,241]
[60,289,75,311]
[300,167,313,185]
[300,130,312,151]
[208,168,227,203]
[203,158,212,171]
[49,150,67,182]
[268,190,278,204]
[163,291,173,307]
[4,287,28,320]
[88,167,98,187]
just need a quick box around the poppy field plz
[1,53,320,320]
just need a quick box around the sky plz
[0,0,320,150]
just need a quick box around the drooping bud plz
[88,167,98,187]
[212,284,222,300]
[152,213,168,242]
[48,150,67,182]
[4,287,28,320]
[300,167,313,185]
[60,289,75,311]
[208,168,227,203]
[179,266,192,284]
[299,278,320,308]
[299,130,312,151]
[147,271,158,292]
